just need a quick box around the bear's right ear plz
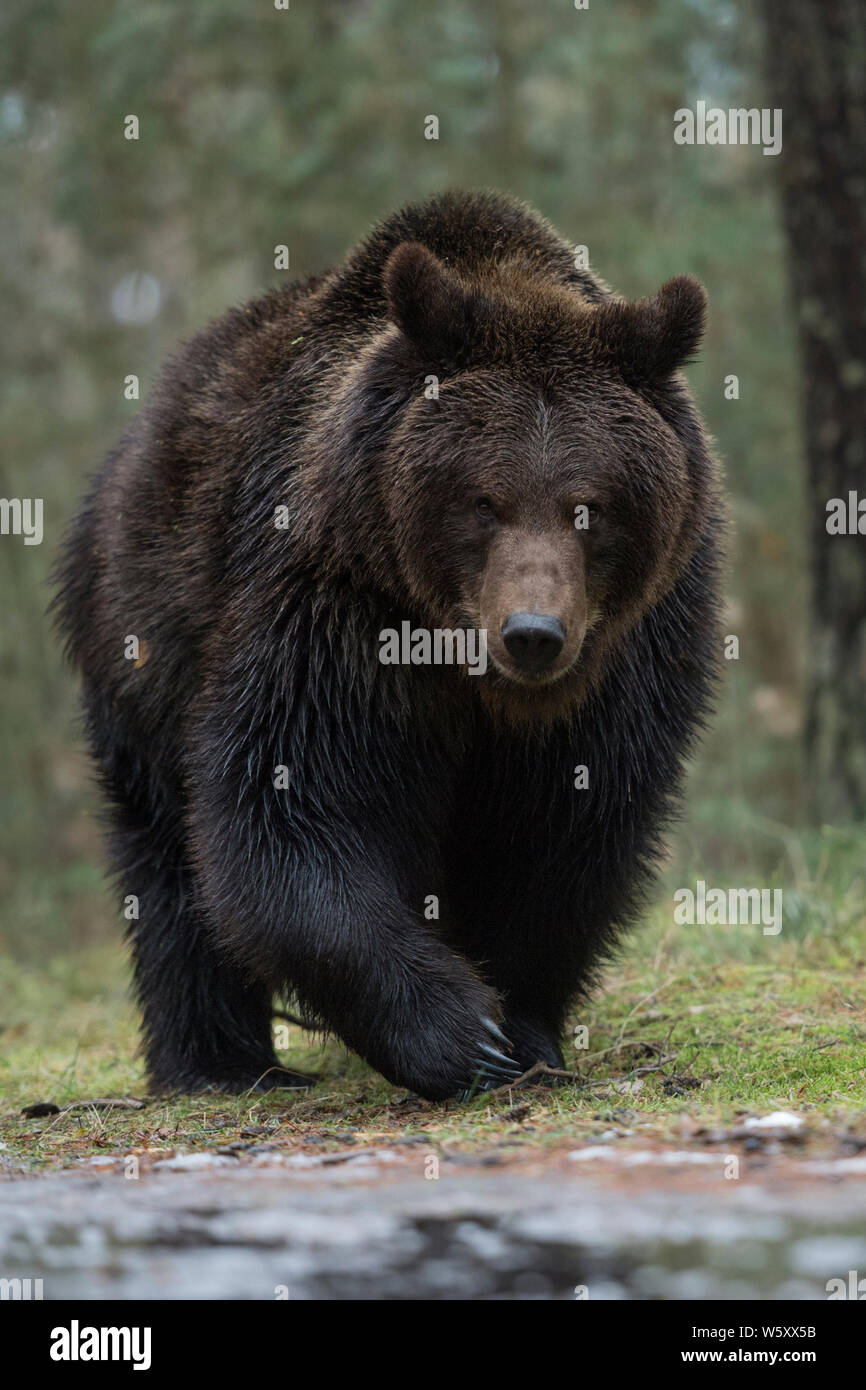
[384,241,480,365]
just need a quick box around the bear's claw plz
[481,1016,515,1051]
[458,1033,524,1098]
[477,1041,523,1075]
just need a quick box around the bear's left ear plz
[383,241,481,365]
[591,276,707,386]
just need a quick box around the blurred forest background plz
[1,0,863,966]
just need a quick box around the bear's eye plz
[475,497,497,522]
[574,502,602,531]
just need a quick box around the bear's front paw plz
[461,1016,525,1097]
[389,1013,523,1102]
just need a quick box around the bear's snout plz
[480,527,586,686]
[501,612,566,674]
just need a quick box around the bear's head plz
[307,237,718,725]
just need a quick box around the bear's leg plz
[109,789,316,1094]
[187,825,522,1101]
[183,634,526,1100]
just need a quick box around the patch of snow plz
[153,1152,237,1171]
[567,1147,720,1166]
[742,1112,804,1131]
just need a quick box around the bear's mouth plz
[485,649,575,687]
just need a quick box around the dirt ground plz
[3,1112,866,1300]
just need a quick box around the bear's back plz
[314,188,609,332]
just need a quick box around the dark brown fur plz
[55,190,724,1099]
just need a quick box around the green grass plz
[2,827,864,1171]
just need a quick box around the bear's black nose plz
[501,613,566,672]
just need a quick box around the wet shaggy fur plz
[55,189,724,1100]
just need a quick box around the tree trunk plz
[761,0,866,824]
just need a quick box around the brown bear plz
[55,189,724,1099]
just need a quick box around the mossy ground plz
[3,832,864,1172]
